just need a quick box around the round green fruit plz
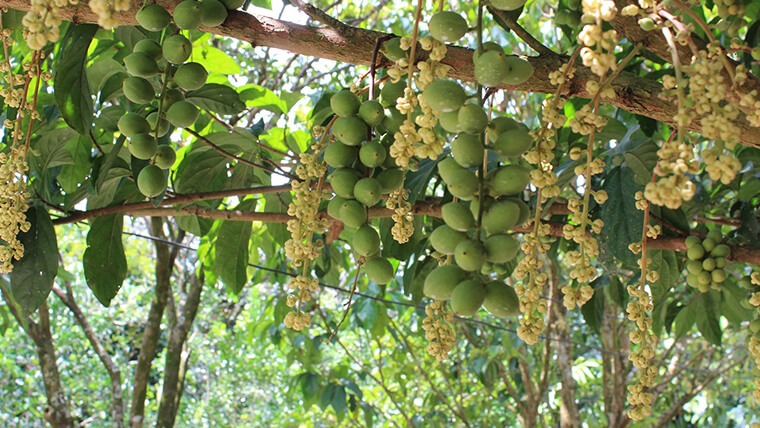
[684,235,701,249]
[353,225,381,257]
[364,257,395,284]
[330,168,362,199]
[327,196,348,219]
[686,272,699,288]
[474,50,509,87]
[490,165,530,195]
[118,113,151,138]
[163,35,193,64]
[685,259,703,275]
[428,11,468,43]
[136,4,171,31]
[430,225,467,255]
[454,239,487,272]
[324,142,358,168]
[483,281,519,317]
[381,37,406,61]
[332,116,368,146]
[458,104,489,134]
[697,271,711,285]
[331,89,361,117]
[482,199,520,234]
[438,157,466,183]
[701,238,716,253]
[442,201,475,232]
[174,62,208,91]
[486,116,521,141]
[450,280,486,316]
[714,257,726,268]
[491,0,526,11]
[125,52,159,78]
[422,79,466,112]
[472,41,503,62]
[451,133,484,168]
[340,200,367,228]
[129,133,158,160]
[123,77,156,104]
[358,100,385,127]
[379,80,406,108]
[162,88,185,109]
[376,168,404,193]
[686,244,705,261]
[173,0,203,30]
[154,145,177,169]
[438,110,461,133]
[166,101,199,128]
[493,129,532,158]
[146,112,170,137]
[446,169,479,200]
[710,244,730,258]
[137,165,167,197]
[424,264,466,300]
[513,198,530,226]
[484,233,519,263]
[359,140,387,168]
[379,107,405,133]
[133,39,163,60]
[353,177,382,206]
[702,257,716,272]
[200,0,228,27]
[502,56,534,85]
[711,269,726,283]
[705,229,723,243]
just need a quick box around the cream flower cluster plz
[578,0,618,78]
[385,187,414,244]
[702,146,742,185]
[422,300,455,361]
[644,137,698,209]
[513,219,551,344]
[0,147,31,273]
[88,0,130,29]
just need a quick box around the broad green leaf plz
[696,292,722,346]
[648,249,679,306]
[599,167,644,269]
[320,382,347,415]
[113,26,145,51]
[58,135,92,193]
[29,127,76,175]
[673,303,694,339]
[240,85,288,114]
[186,83,245,115]
[580,281,604,334]
[173,142,231,194]
[216,208,254,294]
[623,140,659,186]
[86,58,127,96]
[194,45,241,75]
[54,24,98,134]
[9,207,58,315]
[83,214,127,306]
[406,157,438,202]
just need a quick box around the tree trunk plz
[552,286,580,428]
[601,298,629,428]
[33,303,73,428]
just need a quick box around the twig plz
[488,7,557,57]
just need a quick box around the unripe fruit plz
[166,100,200,128]
[324,142,358,168]
[450,280,486,316]
[376,168,404,193]
[379,80,405,108]
[638,17,655,31]
[446,169,479,200]
[136,4,171,31]
[483,281,519,317]
[710,244,730,258]
[451,133,484,168]
[686,272,699,288]
[137,164,167,197]
[146,112,170,137]
[174,62,208,91]
[484,234,519,263]
[482,199,520,234]
[353,225,381,256]
[684,235,701,248]
[124,52,159,78]
[490,0,526,11]
[438,110,461,133]
[364,257,395,284]
[454,239,487,272]
[359,141,387,168]
[705,229,723,243]
[379,107,404,133]
[340,200,367,228]
[154,145,177,169]
[493,128,532,157]
[332,116,368,146]
[697,271,711,285]
[685,259,703,275]
[513,198,530,226]
[714,257,726,268]
[162,88,185,110]
[200,0,228,27]
[118,113,151,137]
[486,116,521,141]
[163,35,193,64]
[424,265,466,300]
[330,168,362,199]
[428,11,468,43]
[358,100,385,126]
[219,0,244,9]
[429,225,467,255]
[331,89,362,117]
[133,39,163,60]
[701,238,716,253]
[327,196,348,219]
[381,37,406,61]
[354,177,382,206]
[474,50,509,87]
[711,269,726,283]
[129,133,158,160]
[458,104,489,134]
[686,245,705,260]
[123,77,156,104]
[423,79,466,112]
[173,0,203,30]
[438,157,466,183]
[502,56,534,85]
[702,257,716,272]
[490,165,530,195]
[442,202,475,232]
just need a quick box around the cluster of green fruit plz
[684,230,731,293]
[324,89,407,285]
[554,0,582,27]
[423,264,519,317]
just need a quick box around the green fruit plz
[146,112,170,137]
[442,202,475,232]
[430,225,467,255]
[697,282,710,293]
[118,113,151,137]
[701,238,716,253]
[493,129,532,157]
[376,168,403,194]
[381,37,406,61]
[424,265,466,300]
[332,116,368,146]
[133,39,163,60]
[423,79,466,112]
[219,0,244,9]
[327,196,348,219]
[162,88,185,109]
[469,195,493,218]
[340,200,367,228]
[162,35,193,64]
[711,269,726,283]
[474,50,509,87]
[125,52,159,78]
[137,165,167,197]
[513,198,530,226]
[154,145,177,169]
[684,235,701,248]
[686,272,699,288]
[200,0,228,27]
[129,133,158,160]
[173,0,203,30]
[638,17,655,32]
[502,56,534,85]
[353,225,381,256]
[359,141,387,168]
[697,271,711,285]
[446,169,479,200]
[364,257,395,284]
[711,244,730,258]
[331,89,362,117]
[123,77,156,104]
[174,62,208,91]
[484,234,519,263]
[483,281,519,317]
[568,0,581,10]
[702,257,716,272]
[438,110,461,133]
[450,280,486,316]
[136,4,171,31]
[379,107,405,133]
[379,80,406,108]
[685,259,703,275]
[428,11,468,43]
[490,0,526,11]
[714,257,726,268]
[438,157,466,183]
[358,100,385,126]
[454,239,487,272]
[555,9,571,25]
[686,244,705,261]
[451,133,484,168]
[457,104,488,134]
[482,199,520,234]
[486,116,521,141]
[353,177,382,206]
[324,142,358,168]
[490,165,530,195]
[166,101,199,128]
[330,168,362,199]
[705,229,723,243]
[472,41,503,62]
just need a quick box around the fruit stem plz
[405,0,425,123]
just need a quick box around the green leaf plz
[598,167,644,268]
[696,292,722,346]
[321,382,347,415]
[29,127,76,175]
[9,207,58,315]
[194,45,241,75]
[54,24,98,134]
[580,282,604,334]
[58,135,92,193]
[673,303,694,339]
[83,214,127,306]
[186,83,245,115]
[240,85,289,114]
[354,298,378,328]
[623,140,659,186]
[406,158,438,202]
[216,208,254,294]
[86,58,127,96]
[648,249,679,306]
[174,145,230,194]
